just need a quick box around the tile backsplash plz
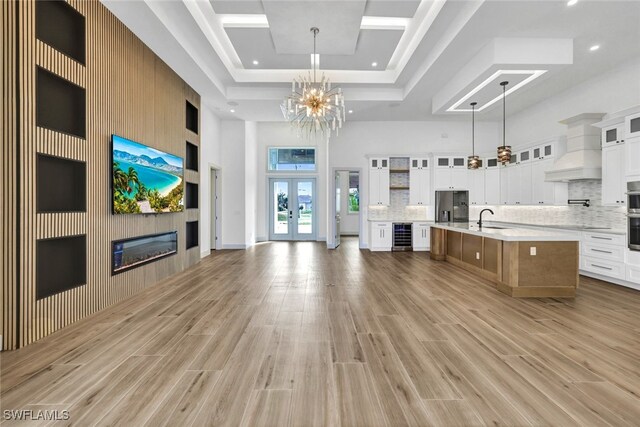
[469,180,626,229]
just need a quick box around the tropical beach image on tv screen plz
[112,135,184,214]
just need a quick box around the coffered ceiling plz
[102,0,640,121]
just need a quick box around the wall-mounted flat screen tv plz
[111,134,184,214]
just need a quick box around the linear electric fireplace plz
[112,231,177,274]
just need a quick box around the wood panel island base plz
[430,224,579,298]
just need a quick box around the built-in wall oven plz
[628,181,640,251]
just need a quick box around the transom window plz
[268,148,316,171]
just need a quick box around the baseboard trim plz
[579,271,640,291]
[222,244,250,250]
[200,249,211,258]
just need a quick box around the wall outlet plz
[530,247,537,256]
[476,252,480,260]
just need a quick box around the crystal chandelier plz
[281,27,346,137]
[497,81,512,164]
[468,101,480,170]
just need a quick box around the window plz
[268,148,316,171]
[348,172,359,214]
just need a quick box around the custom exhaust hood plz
[545,113,605,182]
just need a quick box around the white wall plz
[199,103,221,256]
[506,58,640,146]
[245,121,258,246]
[338,170,359,235]
[220,120,249,248]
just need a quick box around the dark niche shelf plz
[185,182,199,209]
[37,234,86,299]
[186,221,199,250]
[37,153,86,213]
[186,101,199,134]
[37,67,86,138]
[186,141,198,171]
[36,0,86,65]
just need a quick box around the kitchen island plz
[430,223,579,297]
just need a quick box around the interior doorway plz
[331,169,361,249]
[268,178,317,241]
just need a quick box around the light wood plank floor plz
[2,237,640,426]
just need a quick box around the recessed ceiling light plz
[348,110,353,114]
[589,44,600,51]
[567,0,578,6]
[230,109,235,113]
[371,62,378,68]
[252,60,259,65]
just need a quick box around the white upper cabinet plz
[602,124,625,147]
[626,138,640,178]
[409,158,431,205]
[530,158,568,205]
[484,158,501,205]
[625,113,640,177]
[499,166,509,205]
[468,168,485,205]
[626,112,640,139]
[602,145,626,206]
[532,143,554,160]
[433,156,468,190]
[369,157,390,206]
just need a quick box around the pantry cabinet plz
[369,158,390,206]
[625,137,640,178]
[468,168,485,205]
[602,144,626,206]
[409,158,431,206]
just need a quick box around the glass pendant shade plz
[497,145,512,164]
[468,155,481,170]
[497,81,511,164]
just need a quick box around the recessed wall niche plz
[36,67,86,138]
[37,154,86,213]
[186,141,198,171]
[186,101,199,134]
[186,221,199,249]
[185,182,199,209]
[36,235,86,300]
[36,0,86,64]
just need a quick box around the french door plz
[269,178,317,241]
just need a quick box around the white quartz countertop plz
[484,221,626,236]
[431,222,580,242]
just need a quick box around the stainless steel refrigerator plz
[435,190,469,223]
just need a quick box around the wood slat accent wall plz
[2,0,18,350]
[1,0,200,350]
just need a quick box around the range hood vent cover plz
[545,113,605,182]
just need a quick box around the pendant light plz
[467,102,480,170]
[497,81,511,164]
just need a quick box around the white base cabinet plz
[369,222,392,251]
[412,223,431,251]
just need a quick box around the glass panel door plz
[269,178,316,241]
[271,179,291,239]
